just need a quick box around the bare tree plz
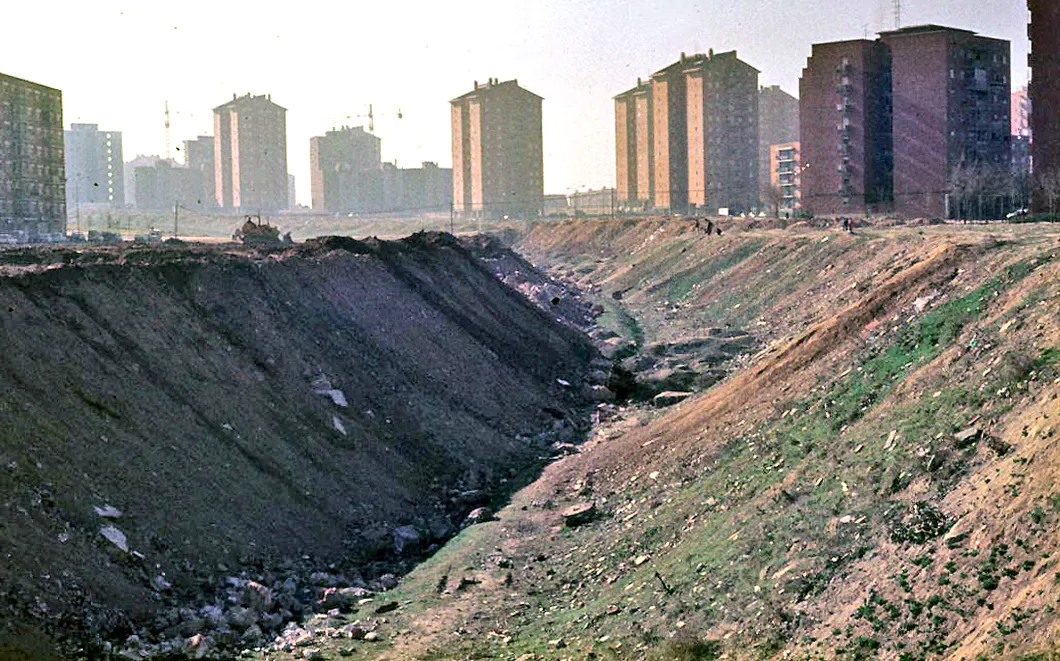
[763,185,784,218]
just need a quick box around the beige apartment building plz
[451,79,543,219]
[615,51,759,215]
[213,93,288,211]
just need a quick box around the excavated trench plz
[0,231,754,660]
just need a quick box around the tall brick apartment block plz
[309,125,382,212]
[184,135,217,208]
[213,93,288,211]
[801,40,893,216]
[650,59,689,212]
[880,26,1010,217]
[1029,0,1060,212]
[685,52,759,213]
[801,26,1010,218]
[451,79,543,220]
[0,72,65,238]
[614,51,759,215]
[614,79,653,209]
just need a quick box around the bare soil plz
[0,233,597,656]
[294,219,1060,661]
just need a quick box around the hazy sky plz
[2,0,1031,205]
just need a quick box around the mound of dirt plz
[315,219,1060,661]
[0,233,597,655]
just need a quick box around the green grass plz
[651,240,765,303]
[596,298,645,346]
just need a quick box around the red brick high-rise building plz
[213,93,288,211]
[649,59,689,212]
[800,26,1010,219]
[451,79,543,220]
[1029,0,1060,212]
[880,25,1010,218]
[800,40,893,216]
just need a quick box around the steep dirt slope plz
[295,221,1060,661]
[0,233,596,654]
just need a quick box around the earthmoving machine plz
[233,215,291,246]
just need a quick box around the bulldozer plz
[233,215,291,246]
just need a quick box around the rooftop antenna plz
[893,0,901,29]
[164,101,171,161]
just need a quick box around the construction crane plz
[164,100,171,161]
[356,104,403,133]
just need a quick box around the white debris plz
[94,504,123,519]
[316,389,348,408]
[557,378,571,387]
[332,416,347,436]
[100,525,129,552]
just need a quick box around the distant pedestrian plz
[705,219,714,235]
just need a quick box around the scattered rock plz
[392,525,423,555]
[373,600,399,615]
[652,391,694,407]
[958,425,979,447]
[342,623,367,640]
[243,580,274,612]
[372,573,398,591]
[465,507,494,526]
[550,442,580,457]
[562,502,597,527]
[588,385,616,402]
[99,525,129,552]
[150,575,172,592]
[456,576,480,591]
[93,504,123,519]
[332,415,347,436]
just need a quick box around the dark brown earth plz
[0,233,597,656]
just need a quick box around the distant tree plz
[763,185,784,218]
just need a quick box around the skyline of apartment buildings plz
[64,123,124,211]
[310,125,452,214]
[615,51,760,215]
[451,78,544,219]
[0,72,66,238]
[213,93,288,211]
